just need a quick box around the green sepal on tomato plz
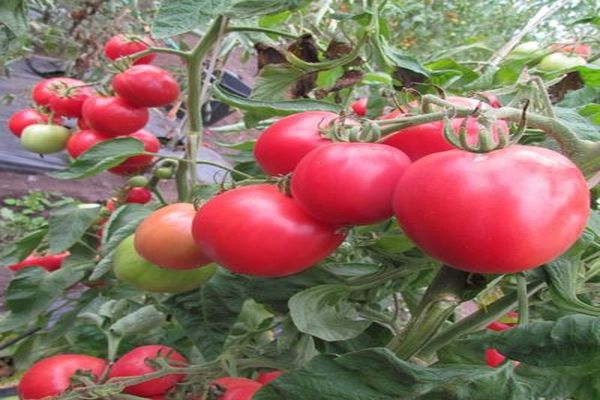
[113,235,216,293]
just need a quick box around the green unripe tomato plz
[511,41,542,56]
[154,167,174,179]
[113,235,217,293]
[20,124,70,154]
[538,52,586,72]
[127,175,150,187]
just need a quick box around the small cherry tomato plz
[125,187,152,204]
[18,354,107,399]
[21,124,71,154]
[113,65,180,107]
[7,252,70,272]
[104,34,156,65]
[135,203,212,270]
[82,96,149,137]
[108,345,187,397]
[485,348,506,368]
[66,129,112,158]
[351,97,368,116]
[7,109,62,137]
[108,129,160,176]
[254,111,336,176]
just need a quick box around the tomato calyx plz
[319,114,381,143]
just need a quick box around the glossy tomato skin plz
[8,252,69,272]
[82,96,149,136]
[8,109,61,137]
[113,235,216,293]
[380,97,507,161]
[77,118,90,130]
[109,130,160,176]
[32,78,79,106]
[254,111,336,176]
[108,345,186,397]
[48,83,93,118]
[191,184,346,277]
[394,145,590,274]
[135,203,212,270]
[18,354,107,400]
[351,97,368,116]
[256,370,284,385]
[21,124,71,154]
[104,34,156,65]
[67,129,111,158]
[291,143,411,225]
[125,187,152,204]
[113,65,180,107]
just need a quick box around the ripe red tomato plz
[7,252,70,272]
[254,111,336,176]
[66,129,112,158]
[108,345,186,397]
[487,321,512,331]
[113,65,180,107]
[31,77,79,106]
[47,79,93,118]
[210,377,263,400]
[291,143,411,225]
[21,124,71,154]
[485,348,506,368]
[82,96,149,137]
[256,370,284,385]
[108,129,160,175]
[381,97,507,161]
[77,118,90,130]
[125,187,152,204]
[135,203,212,270]
[351,97,368,116]
[18,354,107,399]
[104,34,156,65]
[7,109,62,137]
[393,145,589,274]
[191,184,346,277]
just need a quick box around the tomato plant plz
[104,34,157,65]
[7,109,62,137]
[31,78,79,107]
[47,79,93,118]
[125,187,152,204]
[538,52,587,71]
[108,129,160,175]
[351,97,367,116]
[66,129,111,158]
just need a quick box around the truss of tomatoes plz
[18,344,283,399]
[6,34,180,176]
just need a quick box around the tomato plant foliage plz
[1,1,600,399]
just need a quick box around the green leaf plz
[316,66,345,89]
[48,138,145,180]
[212,84,341,126]
[578,64,600,89]
[289,284,371,341]
[554,106,600,141]
[152,0,217,38]
[109,305,165,338]
[372,35,429,77]
[258,10,291,27]
[251,65,305,101]
[427,59,480,88]
[361,72,393,85]
[1,265,88,332]
[0,0,27,36]
[0,228,47,266]
[579,103,600,125]
[164,267,340,359]
[90,204,153,280]
[48,204,101,253]
[254,348,532,400]
[544,242,600,315]
[227,0,309,17]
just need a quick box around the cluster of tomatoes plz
[17,344,282,399]
[7,34,179,176]
[511,41,591,72]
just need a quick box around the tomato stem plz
[516,274,529,324]
[227,25,299,38]
[386,265,469,359]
